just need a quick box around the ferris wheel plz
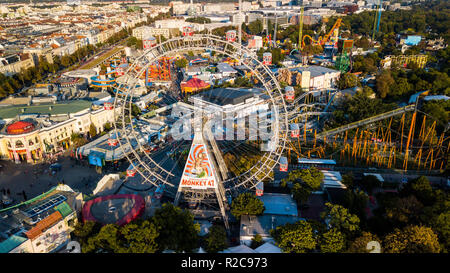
[112,34,291,206]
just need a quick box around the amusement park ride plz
[301,18,342,49]
[110,21,448,229]
[113,33,289,229]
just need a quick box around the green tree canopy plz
[83,224,125,253]
[271,220,317,253]
[383,225,441,253]
[347,231,381,253]
[385,195,424,226]
[319,228,346,253]
[231,193,265,219]
[401,176,434,206]
[175,58,188,68]
[337,72,359,90]
[321,203,360,236]
[376,71,395,99]
[204,225,228,253]
[74,220,159,253]
[120,220,159,253]
[89,123,97,138]
[250,234,264,249]
[152,203,200,253]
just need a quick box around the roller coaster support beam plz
[318,104,416,138]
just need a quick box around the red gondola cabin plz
[285,86,295,101]
[255,182,264,196]
[182,26,194,36]
[290,123,300,138]
[126,164,137,177]
[279,156,288,172]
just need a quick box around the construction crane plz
[372,0,383,41]
[302,18,342,48]
[298,6,304,50]
[273,8,279,48]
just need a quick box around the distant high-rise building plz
[67,0,82,5]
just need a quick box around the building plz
[404,35,422,46]
[216,62,238,78]
[0,53,35,76]
[180,77,211,94]
[288,66,341,90]
[132,25,171,40]
[239,193,303,246]
[0,185,82,253]
[190,87,268,119]
[247,36,263,50]
[0,100,120,163]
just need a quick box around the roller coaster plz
[109,33,448,227]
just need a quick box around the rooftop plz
[256,193,298,217]
[199,88,258,106]
[321,170,346,189]
[0,185,79,252]
[240,214,304,237]
[0,100,92,120]
[289,65,340,78]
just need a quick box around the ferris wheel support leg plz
[214,185,230,231]
[174,188,182,206]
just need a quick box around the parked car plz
[49,163,62,171]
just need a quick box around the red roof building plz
[180,77,211,93]
[6,121,35,135]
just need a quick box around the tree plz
[432,211,450,252]
[271,47,285,65]
[342,189,369,220]
[354,36,370,50]
[321,203,360,236]
[204,225,228,253]
[83,224,126,253]
[186,17,211,24]
[152,203,200,253]
[120,220,159,253]
[89,123,97,138]
[281,167,323,190]
[103,122,112,131]
[362,175,382,195]
[383,225,440,253]
[341,173,354,189]
[131,103,141,117]
[375,71,395,99]
[73,221,102,250]
[347,231,381,253]
[292,183,312,206]
[319,228,346,253]
[70,132,87,147]
[298,167,324,190]
[401,176,434,206]
[385,195,424,226]
[250,234,264,249]
[283,167,324,206]
[231,193,265,219]
[271,220,317,253]
[390,77,412,98]
[175,58,188,68]
[247,19,263,35]
[337,72,358,90]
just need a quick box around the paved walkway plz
[0,154,103,207]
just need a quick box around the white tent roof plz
[220,245,257,253]
[197,247,206,253]
[363,173,384,182]
[255,242,282,253]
